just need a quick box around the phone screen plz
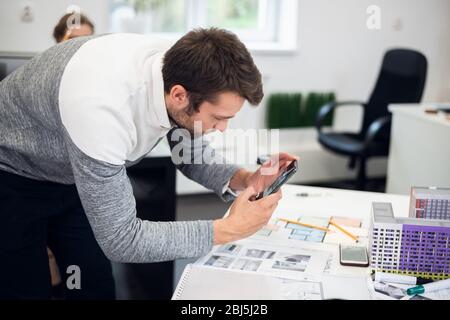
[256,160,298,199]
[340,245,368,265]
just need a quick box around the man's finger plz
[278,160,289,171]
[238,186,256,202]
[261,201,280,220]
[257,190,282,208]
[278,152,299,161]
[267,202,278,213]
[269,153,297,170]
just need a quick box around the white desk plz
[276,185,409,221]
[175,184,410,299]
[262,184,409,278]
[387,104,450,195]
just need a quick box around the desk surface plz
[269,184,409,278]
[276,184,409,220]
[389,103,450,127]
[387,103,450,194]
[177,184,410,299]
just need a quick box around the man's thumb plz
[238,186,256,202]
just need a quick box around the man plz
[0,28,295,299]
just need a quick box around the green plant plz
[322,92,336,126]
[266,94,281,129]
[266,91,336,129]
[303,92,317,127]
[266,93,302,129]
[304,92,336,127]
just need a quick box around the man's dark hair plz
[53,13,94,43]
[162,28,263,113]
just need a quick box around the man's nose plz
[214,121,228,132]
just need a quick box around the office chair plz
[315,49,427,190]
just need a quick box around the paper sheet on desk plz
[195,240,331,281]
[173,264,372,300]
[331,216,362,228]
[420,288,450,300]
[173,264,324,300]
[323,225,369,245]
[322,274,372,300]
[250,214,366,246]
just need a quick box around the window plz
[110,0,187,34]
[109,0,298,52]
[204,0,277,43]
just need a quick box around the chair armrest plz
[315,101,367,132]
[364,115,392,147]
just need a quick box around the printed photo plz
[245,249,276,259]
[284,254,311,263]
[272,260,307,272]
[231,259,262,272]
[218,243,242,256]
[204,255,234,269]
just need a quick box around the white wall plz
[1,0,449,131]
[233,0,450,130]
[1,1,449,127]
[1,0,448,189]
[0,0,109,52]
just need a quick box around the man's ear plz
[169,85,189,110]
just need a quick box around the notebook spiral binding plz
[172,264,192,300]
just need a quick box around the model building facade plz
[370,202,450,280]
[410,187,450,220]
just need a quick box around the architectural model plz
[370,202,450,280]
[409,187,450,220]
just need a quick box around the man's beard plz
[168,108,199,136]
[168,107,219,137]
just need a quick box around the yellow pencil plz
[278,218,332,232]
[329,220,359,242]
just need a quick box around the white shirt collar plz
[151,52,172,130]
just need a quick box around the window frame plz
[109,0,298,53]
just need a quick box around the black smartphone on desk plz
[255,160,298,200]
[339,244,369,267]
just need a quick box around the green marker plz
[407,278,450,296]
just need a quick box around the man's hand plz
[230,153,298,195]
[248,153,298,194]
[213,186,282,245]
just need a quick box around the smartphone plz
[339,244,369,267]
[255,160,298,200]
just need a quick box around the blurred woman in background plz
[53,12,94,43]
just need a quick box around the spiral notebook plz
[172,264,372,300]
[172,264,324,300]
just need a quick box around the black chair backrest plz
[362,49,427,139]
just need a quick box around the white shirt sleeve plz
[221,179,240,197]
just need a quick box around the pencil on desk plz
[278,218,332,232]
[329,220,359,242]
